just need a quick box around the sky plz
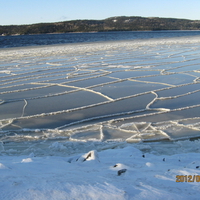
[1,0,200,25]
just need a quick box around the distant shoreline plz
[1,16,200,36]
[1,29,199,37]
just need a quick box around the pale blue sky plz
[1,0,200,25]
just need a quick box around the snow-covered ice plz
[1,141,200,199]
[1,36,200,199]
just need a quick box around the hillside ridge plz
[1,16,200,36]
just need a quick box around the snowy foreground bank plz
[1,140,200,200]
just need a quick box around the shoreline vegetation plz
[1,16,200,36]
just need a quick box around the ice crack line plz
[21,99,28,117]
[145,91,170,112]
[56,84,114,101]
[146,91,158,110]
[129,78,175,87]
[0,99,5,105]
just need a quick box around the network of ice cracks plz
[0,37,200,154]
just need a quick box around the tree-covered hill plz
[1,16,200,36]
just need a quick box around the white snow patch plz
[76,150,100,163]
[49,142,67,151]
[0,144,200,199]
[0,163,8,169]
[21,158,33,163]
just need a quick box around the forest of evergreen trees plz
[1,16,200,36]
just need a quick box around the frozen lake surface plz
[0,36,200,155]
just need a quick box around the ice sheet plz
[1,37,200,155]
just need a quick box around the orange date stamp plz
[176,175,200,182]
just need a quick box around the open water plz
[1,30,200,48]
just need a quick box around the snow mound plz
[21,158,33,163]
[77,150,100,163]
[0,163,8,169]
